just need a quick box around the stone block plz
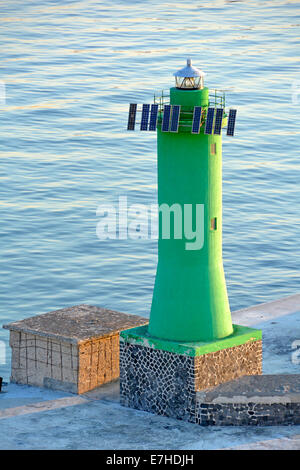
[3,304,148,394]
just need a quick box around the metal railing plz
[154,89,226,110]
[209,90,226,109]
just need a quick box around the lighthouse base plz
[120,325,262,424]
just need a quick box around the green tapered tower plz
[148,81,233,342]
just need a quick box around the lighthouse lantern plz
[174,58,205,90]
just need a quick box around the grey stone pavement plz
[0,293,299,450]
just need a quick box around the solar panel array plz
[127,103,137,131]
[170,105,181,133]
[140,104,150,131]
[127,103,236,135]
[191,106,202,134]
[214,108,224,135]
[204,108,215,135]
[227,109,237,136]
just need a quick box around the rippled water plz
[0,0,299,379]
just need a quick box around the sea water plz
[0,0,299,380]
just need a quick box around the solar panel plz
[227,109,237,136]
[149,104,159,131]
[127,103,137,131]
[170,105,181,133]
[162,105,171,132]
[214,108,224,135]
[204,108,215,135]
[191,106,202,134]
[140,104,150,131]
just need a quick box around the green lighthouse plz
[148,59,233,343]
[121,60,262,421]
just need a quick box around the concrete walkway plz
[227,434,300,450]
[0,294,299,450]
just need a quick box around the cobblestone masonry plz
[120,339,262,422]
[120,340,300,426]
[120,341,196,420]
[195,401,300,426]
[4,305,148,394]
[194,341,262,390]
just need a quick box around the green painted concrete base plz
[120,324,262,357]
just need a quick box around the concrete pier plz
[0,294,299,449]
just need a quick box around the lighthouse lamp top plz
[174,59,205,90]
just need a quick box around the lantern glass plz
[175,75,202,90]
